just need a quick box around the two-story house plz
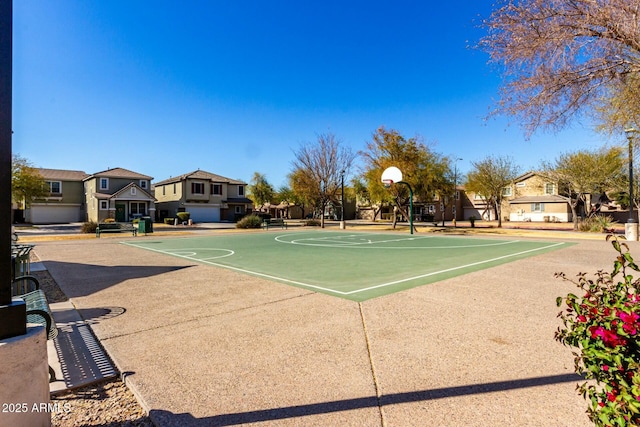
[27,168,88,224]
[84,167,156,223]
[503,172,572,222]
[153,170,252,222]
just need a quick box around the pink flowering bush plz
[556,236,640,426]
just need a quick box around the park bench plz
[96,222,138,238]
[262,218,287,230]
[11,243,34,277]
[12,274,40,296]
[16,289,58,382]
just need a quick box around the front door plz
[115,204,126,222]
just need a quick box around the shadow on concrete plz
[148,373,583,427]
[43,260,193,298]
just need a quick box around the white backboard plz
[381,166,403,184]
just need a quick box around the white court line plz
[342,242,567,295]
[123,240,567,297]
[122,242,344,295]
[275,232,521,249]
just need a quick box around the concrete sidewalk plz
[32,231,622,426]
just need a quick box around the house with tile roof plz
[27,168,88,224]
[84,167,156,223]
[153,169,252,222]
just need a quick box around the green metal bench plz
[262,218,287,230]
[12,275,40,296]
[96,222,138,238]
[11,244,34,277]
[17,289,58,382]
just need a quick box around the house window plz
[532,203,544,212]
[455,190,460,200]
[46,181,61,194]
[99,200,108,210]
[131,187,137,196]
[211,184,222,195]
[235,206,242,214]
[130,202,146,216]
[502,186,512,197]
[162,186,166,196]
[139,180,147,189]
[440,203,445,212]
[191,182,205,194]
[173,183,176,194]
[238,185,245,196]
[99,178,109,190]
[544,183,555,195]
[428,205,435,214]
[516,182,526,188]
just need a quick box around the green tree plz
[275,184,304,219]
[359,126,447,230]
[12,154,47,209]
[465,156,520,228]
[291,132,356,228]
[247,172,274,211]
[541,147,626,230]
[480,0,640,136]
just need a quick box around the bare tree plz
[480,0,640,136]
[291,133,356,228]
[465,156,520,227]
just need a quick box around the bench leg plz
[49,365,56,383]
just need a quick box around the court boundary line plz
[274,232,523,249]
[122,239,567,297]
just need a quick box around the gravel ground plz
[31,268,154,427]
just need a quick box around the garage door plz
[30,205,82,224]
[187,206,220,223]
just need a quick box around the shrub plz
[304,219,321,227]
[555,235,640,426]
[236,214,263,229]
[164,218,175,225]
[132,218,140,224]
[578,215,617,233]
[176,212,190,222]
[81,221,98,234]
[103,218,115,223]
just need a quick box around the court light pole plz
[625,128,638,241]
[452,157,462,227]
[340,170,345,230]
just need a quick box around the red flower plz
[590,326,627,347]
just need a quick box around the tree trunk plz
[570,202,579,231]
[392,206,398,229]
[397,204,418,233]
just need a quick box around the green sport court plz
[123,230,571,302]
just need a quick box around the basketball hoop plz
[381,166,415,235]
[381,166,403,187]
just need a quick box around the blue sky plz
[13,1,614,188]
